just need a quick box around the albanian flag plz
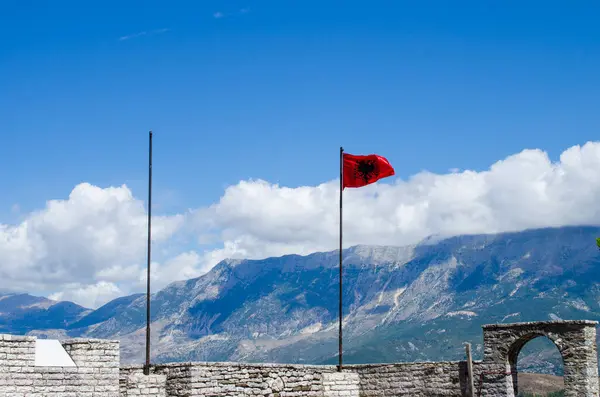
[342,153,395,189]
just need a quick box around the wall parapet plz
[0,320,597,396]
[482,319,598,329]
[0,334,120,396]
[323,372,360,397]
[121,360,473,397]
[120,373,166,397]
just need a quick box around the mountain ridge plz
[0,293,90,334]
[3,225,600,375]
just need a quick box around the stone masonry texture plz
[120,373,166,397]
[0,320,598,396]
[322,372,359,397]
[0,334,120,397]
[480,320,599,397]
[347,361,473,397]
[121,362,336,397]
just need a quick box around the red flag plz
[342,153,395,189]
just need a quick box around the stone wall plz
[120,373,166,397]
[122,362,336,396]
[121,361,476,397]
[0,339,479,397]
[0,320,597,396]
[347,361,478,397]
[322,372,359,397]
[0,334,120,397]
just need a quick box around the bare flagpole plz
[144,130,153,376]
[338,146,344,372]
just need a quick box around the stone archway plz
[479,320,598,397]
[508,334,564,395]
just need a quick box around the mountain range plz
[4,225,600,376]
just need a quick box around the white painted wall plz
[34,339,76,367]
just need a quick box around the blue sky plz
[4,1,600,306]
[2,0,600,219]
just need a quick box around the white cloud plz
[118,28,169,41]
[146,251,208,286]
[3,142,600,308]
[49,281,123,309]
[0,183,183,308]
[195,142,600,263]
[212,8,249,19]
[119,31,148,41]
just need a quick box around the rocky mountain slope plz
[0,293,89,334]
[6,226,600,374]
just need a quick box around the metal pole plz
[144,131,153,375]
[338,146,344,372]
[465,342,475,397]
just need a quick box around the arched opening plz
[481,321,598,396]
[509,335,565,397]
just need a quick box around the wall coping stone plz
[61,338,120,344]
[0,334,36,341]
[482,320,598,329]
[123,362,339,370]
[122,359,484,372]
[345,361,470,368]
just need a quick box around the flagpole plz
[144,130,152,376]
[338,146,344,372]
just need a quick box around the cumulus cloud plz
[145,251,208,288]
[3,142,600,308]
[196,142,600,262]
[0,183,183,307]
[49,281,123,309]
